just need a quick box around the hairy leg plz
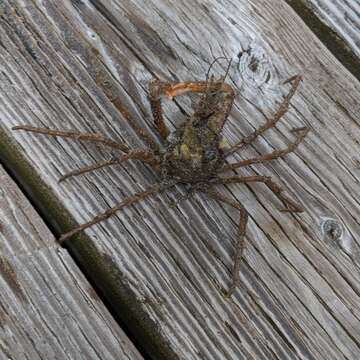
[168,187,196,208]
[12,125,130,152]
[112,98,160,153]
[148,80,170,141]
[204,188,248,298]
[213,175,303,212]
[225,75,302,157]
[149,79,235,135]
[59,149,160,182]
[59,183,170,243]
[221,127,308,172]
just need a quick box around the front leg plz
[149,80,171,141]
[149,79,235,139]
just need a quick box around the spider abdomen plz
[161,121,225,183]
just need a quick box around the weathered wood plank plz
[301,0,360,57]
[1,0,360,359]
[286,0,360,80]
[0,164,143,359]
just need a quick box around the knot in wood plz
[321,219,343,245]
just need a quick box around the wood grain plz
[1,0,360,359]
[285,0,360,81]
[302,0,360,57]
[0,166,143,357]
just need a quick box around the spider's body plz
[13,72,308,297]
[161,125,224,184]
[160,84,229,184]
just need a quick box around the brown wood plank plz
[1,0,360,359]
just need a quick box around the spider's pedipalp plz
[150,80,235,135]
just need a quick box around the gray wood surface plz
[0,165,143,359]
[285,0,360,82]
[304,0,360,57]
[1,0,360,359]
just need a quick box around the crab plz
[13,72,308,297]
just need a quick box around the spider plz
[13,72,308,297]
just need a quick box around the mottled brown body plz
[13,73,308,297]
[161,121,224,183]
[157,80,234,184]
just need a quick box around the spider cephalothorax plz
[13,71,308,297]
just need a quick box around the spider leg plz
[59,182,171,243]
[225,75,302,157]
[111,98,160,153]
[149,79,235,135]
[221,127,308,173]
[149,80,171,141]
[12,125,130,152]
[58,149,160,182]
[213,175,303,212]
[203,188,248,298]
[168,187,195,208]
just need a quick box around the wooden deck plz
[0,164,143,358]
[1,0,360,359]
[285,0,360,81]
